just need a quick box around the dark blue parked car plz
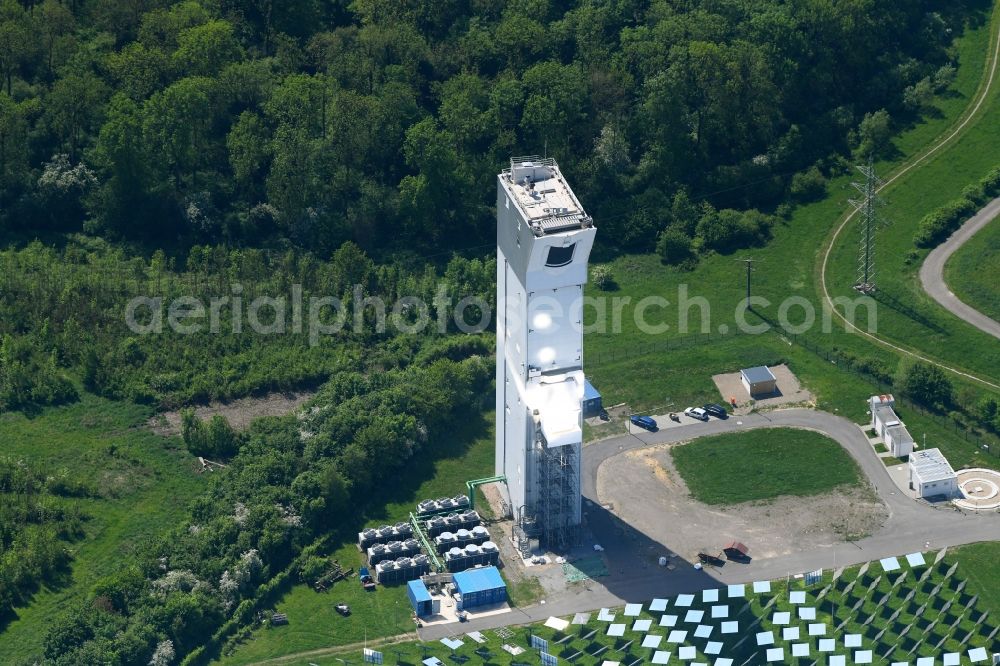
[630,415,658,431]
[703,403,728,419]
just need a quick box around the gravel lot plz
[596,440,889,562]
[711,363,814,410]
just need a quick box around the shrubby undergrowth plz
[41,338,492,665]
[914,166,1000,247]
[0,458,89,621]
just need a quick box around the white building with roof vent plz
[908,448,958,499]
[495,157,594,552]
[869,395,914,458]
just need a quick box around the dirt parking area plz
[596,441,888,562]
[148,391,314,436]
[712,363,814,410]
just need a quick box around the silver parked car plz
[684,406,709,421]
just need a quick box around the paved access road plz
[920,195,1000,340]
[421,408,1000,641]
[583,409,1000,579]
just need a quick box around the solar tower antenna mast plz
[849,159,888,294]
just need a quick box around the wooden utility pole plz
[737,258,757,310]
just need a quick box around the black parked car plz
[703,403,728,419]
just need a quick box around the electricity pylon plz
[849,159,889,293]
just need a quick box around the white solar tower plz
[495,156,595,553]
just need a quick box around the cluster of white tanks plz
[423,510,481,538]
[416,495,470,516]
[374,553,431,584]
[359,497,497,585]
[357,521,413,550]
[433,525,490,553]
[367,538,421,565]
[444,541,500,572]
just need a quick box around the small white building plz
[869,395,914,458]
[741,366,777,398]
[882,421,914,459]
[869,394,895,410]
[908,448,958,499]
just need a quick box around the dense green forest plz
[0,0,982,411]
[0,0,994,663]
[0,0,978,256]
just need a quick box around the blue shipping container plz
[407,580,433,617]
[583,379,602,418]
[453,566,507,609]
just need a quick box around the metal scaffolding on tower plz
[535,437,580,551]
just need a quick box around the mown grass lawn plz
[823,6,1000,380]
[0,396,202,663]
[948,541,1000,618]
[671,427,863,505]
[945,216,1000,323]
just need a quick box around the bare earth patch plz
[148,391,314,436]
[597,442,888,562]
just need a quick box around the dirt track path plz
[818,3,1000,391]
[240,631,418,666]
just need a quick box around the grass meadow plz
[581,7,1000,401]
[945,216,1000,323]
[0,396,202,662]
[671,428,864,505]
[823,5,1000,380]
